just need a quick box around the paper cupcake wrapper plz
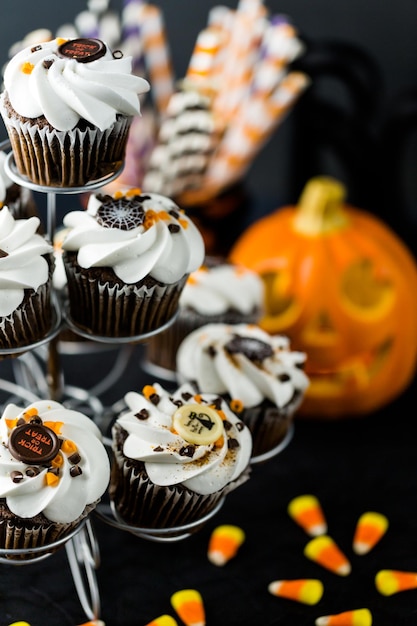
[0,501,97,562]
[0,100,131,187]
[64,258,187,338]
[235,393,304,458]
[145,305,263,372]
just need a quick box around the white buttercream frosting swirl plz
[0,207,53,317]
[2,37,150,131]
[177,323,309,409]
[113,382,252,495]
[180,262,265,315]
[0,400,110,523]
[62,188,205,284]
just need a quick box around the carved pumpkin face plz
[230,176,417,418]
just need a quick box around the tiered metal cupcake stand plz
[0,144,294,624]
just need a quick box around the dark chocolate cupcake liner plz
[63,258,187,338]
[0,501,97,562]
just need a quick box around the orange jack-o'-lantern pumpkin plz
[230,176,417,418]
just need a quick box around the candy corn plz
[315,608,372,626]
[268,578,324,605]
[288,495,328,537]
[144,616,178,626]
[171,589,205,626]
[375,569,417,596]
[208,524,245,566]
[352,512,389,555]
[304,535,351,576]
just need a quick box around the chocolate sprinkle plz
[135,409,150,420]
[227,438,240,449]
[153,446,164,452]
[68,451,81,465]
[179,445,196,458]
[70,465,83,477]
[168,223,180,233]
[0,249,8,258]
[11,470,24,483]
[26,466,40,477]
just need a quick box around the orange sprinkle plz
[194,394,203,403]
[157,210,171,221]
[304,535,351,576]
[208,525,245,566]
[216,409,226,421]
[214,435,224,448]
[5,418,17,430]
[51,453,63,468]
[178,218,189,229]
[56,37,68,46]
[126,187,142,197]
[24,407,39,419]
[288,495,328,537]
[229,399,244,413]
[61,439,77,455]
[44,421,63,434]
[45,472,59,487]
[21,62,34,74]
[143,385,157,400]
[171,589,205,626]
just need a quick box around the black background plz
[0,2,417,625]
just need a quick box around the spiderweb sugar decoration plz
[96,196,145,230]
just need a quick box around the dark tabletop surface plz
[0,339,417,626]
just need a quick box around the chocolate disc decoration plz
[9,423,60,465]
[58,38,107,63]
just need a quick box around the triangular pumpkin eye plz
[340,259,395,319]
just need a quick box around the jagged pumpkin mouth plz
[305,338,393,397]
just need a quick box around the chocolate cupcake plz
[176,323,309,459]
[61,188,205,338]
[0,399,110,560]
[109,382,252,529]
[0,37,149,187]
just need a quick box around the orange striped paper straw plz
[212,0,267,125]
[352,511,389,555]
[170,589,205,626]
[251,16,305,97]
[144,616,178,626]
[140,3,175,117]
[268,578,324,605]
[205,70,310,190]
[184,26,226,91]
[375,569,417,595]
[315,608,372,626]
[304,535,352,576]
[208,524,245,566]
[288,494,328,537]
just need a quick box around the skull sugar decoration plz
[230,176,417,418]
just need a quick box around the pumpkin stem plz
[294,176,350,235]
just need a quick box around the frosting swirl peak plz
[3,37,150,131]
